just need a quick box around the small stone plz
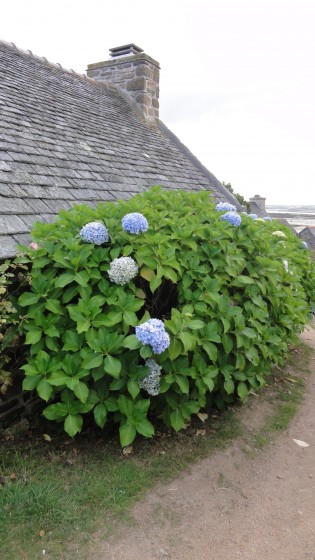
[155,548,170,558]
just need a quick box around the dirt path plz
[95,326,315,560]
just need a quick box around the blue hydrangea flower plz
[135,318,170,354]
[215,202,237,212]
[139,359,162,396]
[80,221,109,245]
[221,211,242,227]
[108,257,138,285]
[300,241,308,249]
[263,216,272,221]
[122,213,148,234]
[248,213,258,220]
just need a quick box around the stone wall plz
[87,53,160,122]
[298,228,315,249]
[0,371,41,427]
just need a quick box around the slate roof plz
[0,39,241,259]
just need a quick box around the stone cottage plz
[0,40,241,259]
[299,227,315,250]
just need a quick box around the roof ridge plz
[0,38,100,86]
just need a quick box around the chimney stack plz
[87,44,160,122]
[249,194,266,213]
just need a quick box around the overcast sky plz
[1,0,314,205]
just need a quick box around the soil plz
[92,324,315,560]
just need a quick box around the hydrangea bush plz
[18,187,315,446]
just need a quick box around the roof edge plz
[156,119,243,209]
[0,38,97,84]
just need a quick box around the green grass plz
[0,341,313,560]
[0,409,243,560]
[248,342,312,451]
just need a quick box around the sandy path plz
[95,326,315,560]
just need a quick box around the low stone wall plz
[0,371,41,427]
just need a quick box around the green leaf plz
[94,403,107,428]
[140,267,155,281]
[82,352,103,370]
[74,271,89,287]
[62,331,82,352]
[202,322,221,343]
[232,275,255,285]
[245,347,260,366]
[174,375,189,394]
[22,375,41,391]
[55,272,75,288]
[163,267,178,283]
[18,292,40,306]
[46,336,59,352]
[123,310,138,326]
[43,402,69,420]
[222,334,233,354]
[149,274,162,292]
[136,418,154,438]
[135,288,146,299]
[224,378,235,395]
[25,327,42,345]
[77,320,91,333]
[202,374,215,391]
[237,381,249,401]
[37,378,53,401]
[241,327,257,339]
[187,319,205,330]
[168,339,182,360]
[179,331,195,352]
[123,334,142,350]
[73,381,89,403]
[64,414,83,437]
[127,379,140,399]
[119,422,137,447]
[203,342,218,362]
[104,355,121,378]
[94,311,123,327]
[170,409,185,432]
[45,299,64,314]
[45,326,59,338]
[49,371,72,387]
[140,345,153,359]
[118,395,134,417]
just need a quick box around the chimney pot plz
[109,44,143,58]
[87,44,160,122]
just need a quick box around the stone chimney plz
[87,44,160,122]
[249,194,266,213]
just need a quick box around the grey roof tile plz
[0,197,33,214]
[0,235,19,258]
[13,232,32,247]
[0,39,241,256]
[0,215,28,235]
[20,214,43,228]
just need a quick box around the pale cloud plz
[1,0,315,205]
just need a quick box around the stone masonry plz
[87,45,160,122]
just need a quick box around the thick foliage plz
[0,259,29,393]
[18,188,315,445]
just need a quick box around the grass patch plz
[0,340,313,559]
[0,407,243,559]
[248,341,312,451]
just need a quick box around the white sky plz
[1,0,315,205]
